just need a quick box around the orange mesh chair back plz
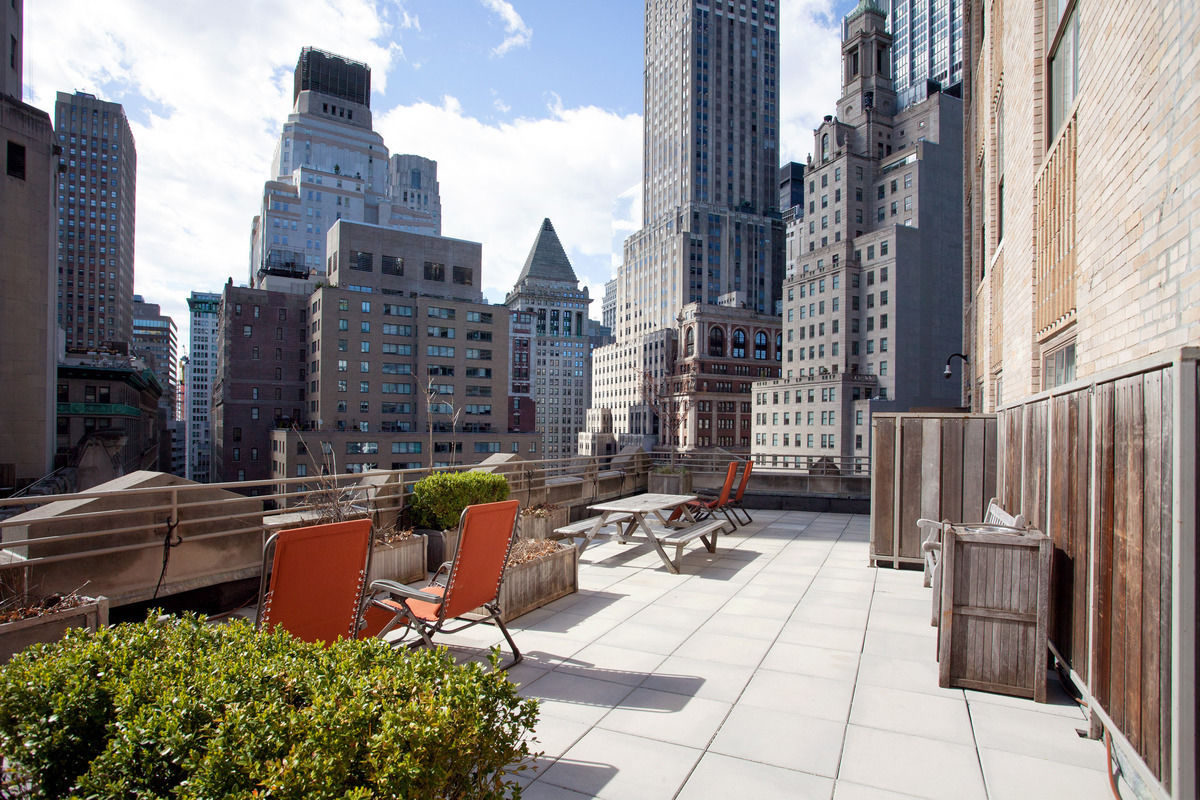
[257,518,372,645]
[684,460,739,528]
[368,499,524,667]
[729,460,754,524]
[668,461,738,527]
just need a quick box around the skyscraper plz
[54,91,136,351]
[2,0,21,98]
[753,1,963,469]
[249,47,440,287]
[505,219,592,460]
[186,291,220,482]
[131,295,178,416]
[885,0,964,110]
[0,0,56,490]
[590,0,784,447]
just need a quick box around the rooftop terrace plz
[423,509,1111,799]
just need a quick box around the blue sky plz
[23,0,861,352]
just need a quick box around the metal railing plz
[0,448,870,609]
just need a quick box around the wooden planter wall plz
[870,413,998,568]
[498,543,578,622]
[0,597,109,664]
[367,536,426,585]
[518,507,569,540]
[995,348,1197,799]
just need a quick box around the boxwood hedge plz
[409,471,510,531]
[0,613,538,799]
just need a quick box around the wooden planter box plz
[518,506,569,540]
[938,525,1051,701]
[0,596,109,664]
[368,535,426,585]
[648,471,693,495]
[498,542,578,622]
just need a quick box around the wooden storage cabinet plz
[937,525,1052,702]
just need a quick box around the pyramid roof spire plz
[516,218,578,285]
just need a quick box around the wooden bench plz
[552,513,635,541]
[656,519,726,572]
[919,497,1028,626]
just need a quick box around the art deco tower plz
[54,91,136,351]
[249,47,440,286]
[591,0,784,444]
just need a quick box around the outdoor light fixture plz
[944,353,969,379]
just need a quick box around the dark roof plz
[516,218,578,285]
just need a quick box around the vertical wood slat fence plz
[995,348,1197,799]
[870,413,998,568]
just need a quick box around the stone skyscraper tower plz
[54,91,137,351]
[249,47,441,287]
[591,0,784,446]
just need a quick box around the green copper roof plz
[516,218,578,285]
[845,0,886,23]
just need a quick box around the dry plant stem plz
[507,539,561,567]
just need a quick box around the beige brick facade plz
[966,0,1200,410]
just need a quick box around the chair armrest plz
[431,561,452,585]
[369,579,444,606]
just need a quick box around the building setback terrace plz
[426,509,1112,799]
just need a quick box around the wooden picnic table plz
[581,493,724,573]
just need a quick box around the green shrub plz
[410,471,510,530]
[0,613,538,799]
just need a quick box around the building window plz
[731,329,747,359]
[452,266,473,285]
[424,261,445,281]
[708,327,725,357]
[382,255,403,276]
[1043,340,1077,390]
[1047,2,1080,140]
[6,141,25,180]
[753,331,768,360]
[350,250,373,271]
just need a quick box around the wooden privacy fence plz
[869,413,998,567]
[996,348,1197,799]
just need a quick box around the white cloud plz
[22,1,401,352]
[373,97,641,308]
[479,0,532,57]
[778,0,844,164]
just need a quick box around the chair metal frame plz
[368,499,523,668]
[727,461,754,525]
[680,461,740,531]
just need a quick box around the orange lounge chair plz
[368,499,523,668]
[256,518,373,645]
[672,460,739,531]
[727,460,754,525]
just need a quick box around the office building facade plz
[0,4,56,490]
[185,291,220,482]
[131,295,178,416]
[268,221,537,477]
[54,91,136,352]
[591,0,785,447]
[885,0,963,110]
[2,0,21,98]
[211,283,310,488]
[752,1,963,470]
